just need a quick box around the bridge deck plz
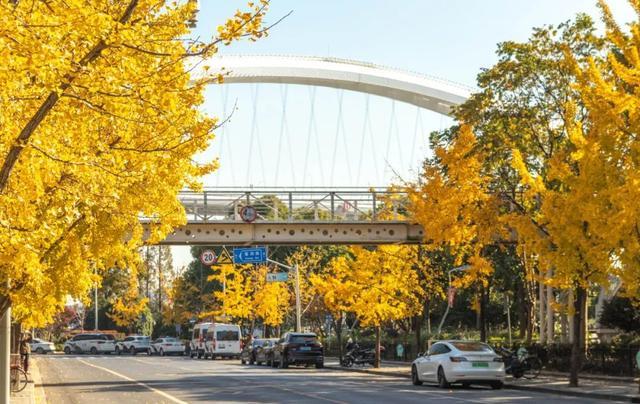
[155,221,424,246]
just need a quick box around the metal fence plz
[179,187,410,223]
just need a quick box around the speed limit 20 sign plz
[200,249,217,266]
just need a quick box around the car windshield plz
[164,338,177,342]
[450,342,493,352]
[102,334,116,341]
[290,335,317,344]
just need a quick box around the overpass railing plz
[179,187,410,223]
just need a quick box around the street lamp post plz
[436,265,471,338]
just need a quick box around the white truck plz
[191,322,242,359]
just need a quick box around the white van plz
[205,323,242,359]
[190,322,211,359]
[191,322,242,359]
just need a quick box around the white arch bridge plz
[150,55,470,245]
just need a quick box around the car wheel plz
[90,347,98,355]
[36,347,44,355]
[437,367,450,388]
[130,346,137,355]
[315,362,324,369]
[257,361,262,366]
[115,346,121,355]
[249,355,255,365]
[160,348,165,357]
[278,355,288,369]
[411,365,423,386]
[462,382,471,388]
[64,346,71,355]
[147,348,152,356]
[490,381,504,390]
[241,358,246,365]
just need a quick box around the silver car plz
[411,340,505,389]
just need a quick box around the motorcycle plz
[496,347,542,379]
[340,344,384,367]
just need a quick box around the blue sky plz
[171,0,633,267]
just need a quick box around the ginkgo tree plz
[0,0,270,328]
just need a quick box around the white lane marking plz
[76,359,188,404]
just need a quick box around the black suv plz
[272,332,324,369]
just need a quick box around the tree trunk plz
[157,246,162,315]
[569,287,586,387]
[568,290,575,344]
[335,315,343,363]
[374,325,381,368]
[517,281,527,339]
[546,269,554,343]
[539,278,546,344]
[479,285,487,342]
[413,311,422,357]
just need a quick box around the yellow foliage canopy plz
[0,0,269,327]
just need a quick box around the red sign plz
[240,205,258,223]
[200,250,217,266]
[447,287,457,308]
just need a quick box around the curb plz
[325,364,637,402]
[32,358,47,404]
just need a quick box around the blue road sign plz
[233,246,267,264]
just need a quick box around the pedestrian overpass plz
[149,55,471,245]
[150,188,424,245]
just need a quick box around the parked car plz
[115,335,150,355]
[149,337,185,356]
[30,338,55,354]
[272,332,324,369]
[411,340,505,389]
[256,338,278,366]
[63,333,117,355]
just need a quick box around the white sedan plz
[30,338,55,354]
[149,337,185,356]
[411,340,505,389]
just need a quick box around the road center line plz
[76,359,188,404]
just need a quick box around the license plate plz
[300,347,311,351]
[472,362,489,368]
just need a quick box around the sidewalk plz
[11,357,46,404]
[325,357,640,402]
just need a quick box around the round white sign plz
[200,249,217,265]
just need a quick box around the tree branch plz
[0,0,140,194]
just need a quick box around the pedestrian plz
[396,342,404,360]
[20,333,32,374]
[346,337,355,352]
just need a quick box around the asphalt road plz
[35,354,623,404]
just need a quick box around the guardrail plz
[179,187,410,223]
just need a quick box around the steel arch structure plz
[153,56,474,245]
[198,55,471,115]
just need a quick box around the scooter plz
[341,344,384,367]
[496,347,542,379]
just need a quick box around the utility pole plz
[0,305,10,404]
[294,264,301,332]
[94,267,98,331]
[267,259,302,332]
